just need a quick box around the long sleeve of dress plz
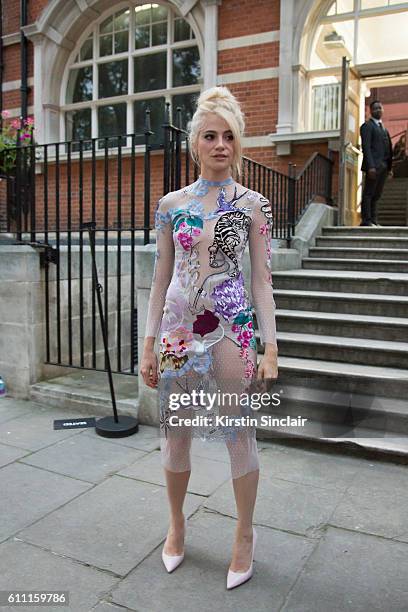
[144,195,175,339]
[249,196,278,350]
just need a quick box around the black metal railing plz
[289,152,334,230]
[1,109,333,377]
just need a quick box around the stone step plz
[256,411,408,463]
[274,308,408,340]
[321,225,408,236]
[274,289,408,316]
[302,257,408,272]
[378,217,406,227]
[309,247,408,260]
[377,198,407,203]
[30,370,139,417]
[316,236,408,248]
[260,354,408,399]
[258,383,408,433]
[274,331,408,368]
[272,269,408,296]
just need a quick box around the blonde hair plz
[187,86,245,181]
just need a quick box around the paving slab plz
[19,431,148,484]
[117,449,232,496]
[81,424,160,452]
[0,441,30,467]
[0,405,85,451]
[0,539,118,612]
[0,462,91,543]
[17,476,203,576]
[258,443,361,491]
[91,603,134,612]
[281,526,408,612]
[203,451,344,538]
[110,509,315,612]
[0,397,43,425]
[330,461,408,541]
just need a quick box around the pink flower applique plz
[178,232,193,250]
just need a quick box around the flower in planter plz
[0,111,36,175]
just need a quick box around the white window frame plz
[60,2,202,148]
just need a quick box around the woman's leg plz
[230,467,259,571]
[163,464,191,555]
[210,337,261,571]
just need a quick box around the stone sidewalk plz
[1,396,408,612]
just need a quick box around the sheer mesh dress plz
[144,175,278,479]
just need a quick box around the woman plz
[140,86,278,589]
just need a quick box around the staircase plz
[256,225,408,461]
[377,177,408,226]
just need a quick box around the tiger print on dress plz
[208,210,252,278]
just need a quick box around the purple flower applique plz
[210,272,247,321]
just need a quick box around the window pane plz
[80,37,93,61]
[310,20,354,68]
[100,15,113,34]
[134,97,166,145]
[152,21,167,46]
[114,31,129,54]
[135,4,151,25]
[174,18,191,42]
[65,108,92,145]
[66,66,93,103]
[114,9,130,30]
[357,12,408,63]
[100,34,112,57]
[361,0,386,8]
[173,46,200,86]
[152,4,168,21]
[134,52,166,92]
[99,60,128,97]
[135,25,150,49]
[98,104,127,148]
[311,83,340,131]
[337,0,354,11]
[172,92,199,129]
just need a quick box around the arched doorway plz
[303,0,408,224]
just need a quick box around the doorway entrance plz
[338,59,408,225]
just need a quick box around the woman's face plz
[196,114,235,177]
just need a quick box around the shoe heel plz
[226,526,257,590]
[161,517,187,573]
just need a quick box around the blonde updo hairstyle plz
[187,86,245,181]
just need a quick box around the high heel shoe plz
[227,527,257,590]
[161,517,187,573]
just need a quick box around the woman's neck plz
[197,174,234,187]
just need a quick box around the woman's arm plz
[248,195,278,357]
[144,195,175,348]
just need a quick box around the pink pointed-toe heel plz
[227,527,257,590]
[162,517,187,573]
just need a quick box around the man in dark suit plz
[360,100,393,226]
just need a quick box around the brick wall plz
[218,0,280,38]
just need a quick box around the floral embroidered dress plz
[144,175,277,479]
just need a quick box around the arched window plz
[63,3,201,148]
[307,0,408,131]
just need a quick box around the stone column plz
[276,0,295,134]
[202,0,222,89]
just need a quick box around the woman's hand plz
[256,345,278,390]
[140,346,159,388]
